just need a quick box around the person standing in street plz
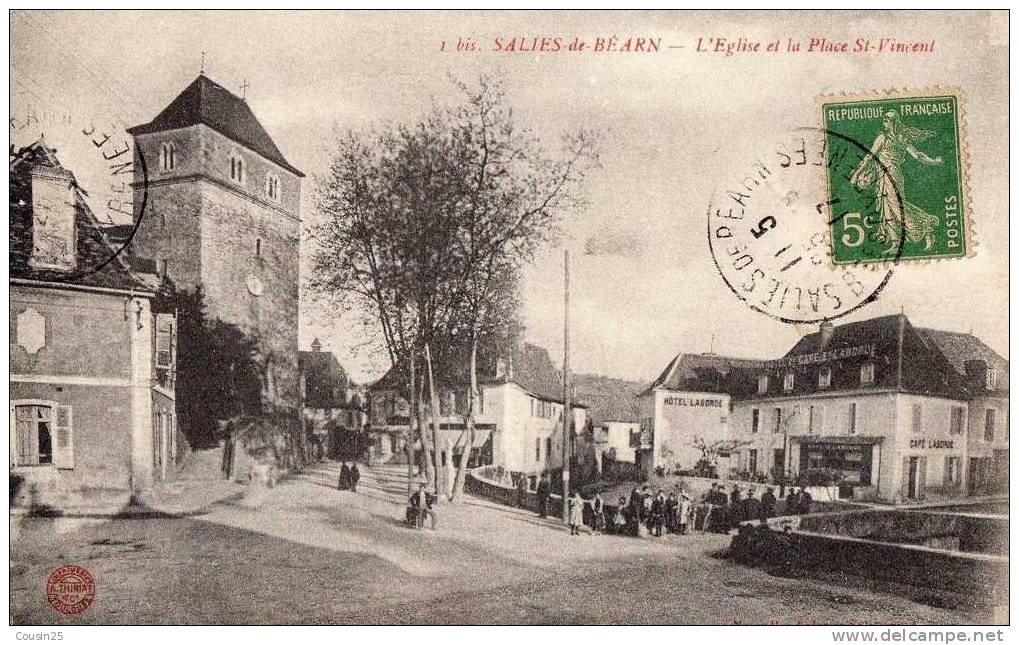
[536,474,551,518]
[516,474,529,509]
[591,492,605,534]
[627,487,642,536]
[568,490,584,535]
[349,462,361,493]
[760,487,777,520]
[338,462,351,491]
[665,491,678,533]
[787,487,801,515]
[799,488,813,514]
[614,496,627,534]
[744,488,761,526]
[699,484,717,533]
[677,490,692,535]
[651,490,666,537]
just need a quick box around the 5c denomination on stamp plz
[821,89,971,263]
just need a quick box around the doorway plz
[907,457,919,499]
[903,456,926,501]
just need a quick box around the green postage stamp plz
[820,89,971,263]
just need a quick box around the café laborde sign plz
[728,344,877,369]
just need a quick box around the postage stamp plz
[820,89,971,263]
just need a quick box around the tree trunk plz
[450,335,478,502]
[424,343,446,502]
[410,355,436,491]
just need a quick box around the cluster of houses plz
[10,73,1008,510]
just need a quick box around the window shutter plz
[155,313,174,369]
[900,457,911,500]
[54,405,74,469]
[918,457,928,499]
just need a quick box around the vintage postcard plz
[7,8,1010,634]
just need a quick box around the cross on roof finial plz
[200,51,205,75]
[241,78,250,101]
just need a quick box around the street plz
[10,462,990,625]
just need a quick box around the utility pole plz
[561,250,572,522]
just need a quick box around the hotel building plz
[639,315,1008,504]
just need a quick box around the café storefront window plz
[797,438,879,485]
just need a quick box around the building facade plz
[369,343,588,488]
[10,141,177,507]
[640,315,1008,504]
[299,338,366,460]
[126,75,303,445]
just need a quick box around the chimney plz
[819,321,834,348]
[29,164,77,272]
[311,337,322,352]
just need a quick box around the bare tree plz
[309,76,597,501]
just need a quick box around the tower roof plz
[128,74,303,177]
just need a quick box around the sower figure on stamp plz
[850,110,943,251]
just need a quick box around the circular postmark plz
[46,564,96,615]
[9,104,149,282]
[707,126,905,324]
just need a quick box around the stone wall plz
[466,466,564,517]
[797,508,1009,555]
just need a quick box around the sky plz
[10,10,1009,384]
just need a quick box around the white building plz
[641,315,1008,504]
[369,342,587,488]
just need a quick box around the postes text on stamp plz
[821,90,969,263]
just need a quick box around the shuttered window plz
[155,313,175,369]
[12,403,71,468]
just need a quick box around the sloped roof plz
[917,328,1009,391]
[10,140,154,293]
[645,314,1006,401]
[573,374,643,423]
[298,347,352,409]
[640,352,759,396]
[783,314,902,357]
[128,74,303,177]
[370,341,588,407]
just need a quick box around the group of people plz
[557,486,695,537]
[337,462,361,492]
[695,482,813,532]
[613,486,696,537]
[530,472,815,537]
